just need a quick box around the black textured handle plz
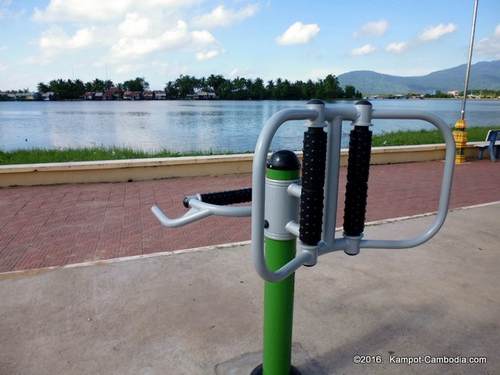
[184,188,252,207]
[299,127,327,246]
[343,126,372,237]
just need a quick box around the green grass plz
[0,147,234,165]
[371,126,493,147]
[0,126,495,165]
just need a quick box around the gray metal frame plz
[251,103,455,282]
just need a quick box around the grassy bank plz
[371,126,492,147]
[0,126,494,165]
[0,148,230,165]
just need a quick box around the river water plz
[0,99,499,152]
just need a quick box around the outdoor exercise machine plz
[151,100,455,374]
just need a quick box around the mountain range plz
[337,60,500,95]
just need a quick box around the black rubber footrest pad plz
[190,188,252,207]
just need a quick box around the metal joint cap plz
[301,243,319,267]
[343,234,362,256]
[353,100,372,127]
[306,99,327,128]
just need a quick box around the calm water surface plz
[0,99,499,152]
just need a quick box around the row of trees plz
[35,74,363,101]
[37,78,149,100]
[165,74,362,100]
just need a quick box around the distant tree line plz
[165,74,362,100]
[36,78,149,100]
[423,90,454,98]
[32,74,362,101]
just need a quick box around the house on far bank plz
[0,91,37,100]
[84,92,103,100]
[42,91,55,101]
[447,90,460,97]
[409,94,424,99]
[153,90,166,100]
[143,90,154,100]
[123,91,142,100]
[104,87,123,100]
[187,87,217,100]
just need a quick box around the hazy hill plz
[337,60,500,95]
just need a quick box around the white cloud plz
[276,22,320,45]
[196,49,220,61]
[33,0,199,22]
[354,20,388,37]
[386,41,408,53]
[115,63,142,74]
[118,13,151,37]
[419,23,457,41]
[39,27,95,58]
[192,4,259,29]
[0,62,7,71]
[191,30,216,45]
[476,24,500,58]
[34,0,130,22]
[351,44,376,56]
[110,20,217,60]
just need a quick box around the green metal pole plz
[260,154,301,375]
[263,237,296,375]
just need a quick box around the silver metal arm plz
[152,197,251,228]
[151,205,212,228]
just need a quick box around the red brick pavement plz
[0,160,499,272]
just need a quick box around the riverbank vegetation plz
[0,127,493,165]
[371,126,490,146]
[30,74,363,101]
[164,74,362,100]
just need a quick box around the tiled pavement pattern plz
[0,160,499,272]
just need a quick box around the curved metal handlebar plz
[359,109,455,249]
[252,105,456,282]
[251,108,320,282]
[152,198,251,228]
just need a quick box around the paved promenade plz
[1,204,499,374]
[0,159,499,272]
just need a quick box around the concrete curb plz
[0,143,483,187]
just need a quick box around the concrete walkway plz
[1,159,499,272]
[0,203,499,374]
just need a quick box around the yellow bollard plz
[453,119,468,164]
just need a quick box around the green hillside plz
[338,60,500,95]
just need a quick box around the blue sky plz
[0,0,499,90]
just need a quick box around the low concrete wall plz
[0,143,481,187]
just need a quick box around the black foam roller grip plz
[299,127,327,246]
[184,188,252,207]
[343,126,372,237]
